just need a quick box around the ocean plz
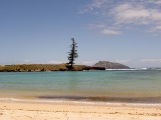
[0,70,161,103]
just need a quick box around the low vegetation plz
[0,64,105,72]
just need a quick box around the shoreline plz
[0,100,161,120]
[1,97,161,108]
[1,94,161,104]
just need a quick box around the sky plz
[0,0,161,68]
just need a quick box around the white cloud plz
[25,60,31,62]
[110,2,161,33]
[147,0,161,4]
[76,61,98,65]
[82,0,161,35]
[111,58,161,68]
[101,29,121,35]
[140,59,161,63]
[23,60,32,64]
[48,60,68,64]
[80,0,108,13]
[89,24,106,29]
[88,0,107,9]
[114,59,131,64]
[89,24,121,35]
[149,25,161,33]
[111,3,151,24]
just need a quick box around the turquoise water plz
[0,70,161,103]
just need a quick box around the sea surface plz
[0,70,161,103]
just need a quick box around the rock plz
[82,66,105,71]
[93,61,129,69]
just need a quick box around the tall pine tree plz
[67,38,78,70]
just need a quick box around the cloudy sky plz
[0,0,161,68]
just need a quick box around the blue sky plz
[0,0,161,68]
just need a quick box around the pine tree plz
[67,38,78,70]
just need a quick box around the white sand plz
[0,101,161,120]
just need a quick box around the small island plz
[93,61,129,69]
[0,61,130,72]
[0,64,105,72]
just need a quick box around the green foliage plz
[67,38,78,70]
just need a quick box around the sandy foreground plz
[0,101,161,120]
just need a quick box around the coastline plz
[1,94,161,104]
[1,97,161,107]
[0,100,161,120]
[1,70,161,119]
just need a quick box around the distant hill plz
[93,61,129,69]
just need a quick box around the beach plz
[0,71,161,119]
[0,101,161,120]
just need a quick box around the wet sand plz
[0,101,161,120]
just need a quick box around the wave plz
[1,97,161,107]
[2,95,161,103]
[106,68,148,71]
